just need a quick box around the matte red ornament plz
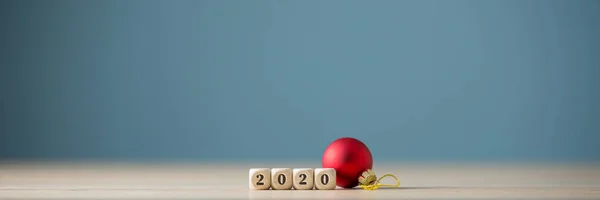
[322,137,373,188]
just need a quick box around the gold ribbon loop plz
[359,173,400,190]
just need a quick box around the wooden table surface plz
[1,161,599,199]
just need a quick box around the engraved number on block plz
[292,168,314,190]
[249,168,271,190]
[299,174,307,185]
[256,174,265,185]
[314,168,335,190]
[320,174,329,185]
[277,174,286,185]
[271,168,292,190]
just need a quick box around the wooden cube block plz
[314,168,336,190]
[292,168,314,190]
[249,168,271,190]
[271,168,293,190]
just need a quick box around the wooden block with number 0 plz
[249,168,271,190]
[292,168,314,190]
[314,168,336,190]
[271,168,293,190]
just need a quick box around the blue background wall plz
[1,0,599,161]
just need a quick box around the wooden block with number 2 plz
[249,168,271,190]
[292,168,314,190]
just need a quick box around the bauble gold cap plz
[358,169,377,186]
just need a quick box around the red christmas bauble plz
[322,137,373,188]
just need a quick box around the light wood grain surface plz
[1,161,599,199]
